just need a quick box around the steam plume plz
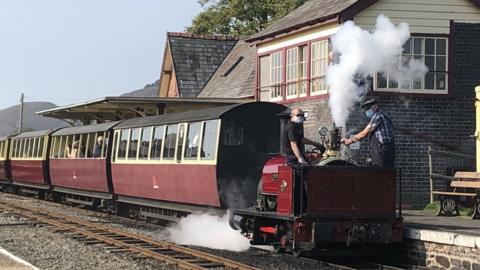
[167,212,250,252]
[327,14,428,127]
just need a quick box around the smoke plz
[327,14,428,127]
[166,212,250,252]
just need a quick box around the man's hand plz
[341,138,353,146]
[298,157,309,165]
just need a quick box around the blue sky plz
[0,0,202,110]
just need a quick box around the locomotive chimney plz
[325,124,343,158]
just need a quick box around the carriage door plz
[176,124,186,163]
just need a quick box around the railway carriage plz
[48,122,119,207]
[0,136,11,186]
[9,130,53,196]
[110,102,286,219]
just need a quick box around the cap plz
[361,99,377,110]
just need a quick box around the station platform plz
[0,248,38,270]
[401,210,480,268]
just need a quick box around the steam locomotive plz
[0,102,402,254]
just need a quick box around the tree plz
[187,0,306,37]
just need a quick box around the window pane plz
[377,73,387,88]
[37,137,44,158]
[388,77,398,89]
[83,133,94,158]
[436,39,446,55]
[139,127,151,159]
[151,126,164,160]
[425,72,435,89]
[436,73,446,90]
[111,132,118,162]
[118,129,129,159]
[163,124,177,159]
[128,128,140,160]
[58,137,66,158]
[185,122,202,159]
[425,38,435,55]
[32,138,38,158]
[403,38,411,54]
[200,120,219,160]
[413,38,422,54]
[425,56,434,71]
[176,125,185,163]
[436,56,446,72]
[28,139,34,158]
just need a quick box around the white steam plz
[167,212,250,252]
[327,14,428,127]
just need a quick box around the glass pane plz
[200,120,219,160]
[413,38,422,54]
[436,73,446,90]
[402,38,411,54]
[436,39,446,55]
[32,138,38,158]
[151,126,164,160]
[425,56,434,71]
[436,56,446,72]
[377,73,387,88]
[111,132,118,162]
[139,127,151,160]
[185,123,202,159]
[425,72,435,89]
[37,138,44,158]
[176,125,185,163]
[413,75,422,89]
[425,38,435,55]
[163,124,178,160]
[388,77,398,89]
[28,139,34,158]
[57,137,65,158]
[128,128,140,160]
[118,129,129,159]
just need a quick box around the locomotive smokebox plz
[322,124,343,158]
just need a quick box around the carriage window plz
[150,126,164,160]
[102,132,109,158]
[128,128,140,160]
[82,133,94,158]
[139,127,152,160]
[14,140,19,158]
[0,142,3,159]
[28,138,34,158]
[32,138,38,158]
[201,120,219,160]
[163,124,177,160]
[59,136,67,158]
[223,122,244,146]
[117,129,129,160]
[111,131,119,162]
[37,137,44,158]
[51,137,58,158]
[22,139,27,158]
[184,122,201,159]
[176,124,185,163]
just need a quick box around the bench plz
[432,172,480,219]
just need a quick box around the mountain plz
[121,80,159,97]
[0,102,69,137]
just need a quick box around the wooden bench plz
[432,172,480,219]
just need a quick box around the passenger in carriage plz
[68,141,79,159]
[93,136,104,158]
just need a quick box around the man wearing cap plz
[342,99,395,167]
[283,107,325,167]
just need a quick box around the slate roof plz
[247,0,359,42]
[168,32,238,97]
[198,40,256,99]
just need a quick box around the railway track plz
[0,198,259,270]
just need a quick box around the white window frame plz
[375,36,448,94]
[310,40,328,96]
[270,51,283,101]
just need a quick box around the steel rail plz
[0,199,260,270]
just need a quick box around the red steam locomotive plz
[0,102,402,253]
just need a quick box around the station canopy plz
[37,96,250,124]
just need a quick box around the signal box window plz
[128,128,140,160]
[139,127,152,160]
[163,124,178,160]
[201,120,219,160]
[151,126,164,160]
[184,122,201,159]
[118,129,129,159]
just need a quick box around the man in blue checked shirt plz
[342,99,395,167]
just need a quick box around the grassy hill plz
[0,102,69,137]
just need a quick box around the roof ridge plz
[167,32,239,41]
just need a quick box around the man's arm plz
[290,141,306,163]
[342,125,374,145]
